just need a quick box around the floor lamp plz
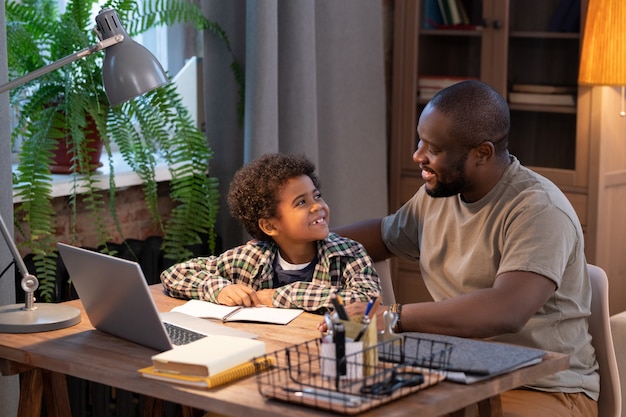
[0,8,168,333]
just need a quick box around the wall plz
[13,182,175,257]
[585,86,626,315]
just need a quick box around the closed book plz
[151,335,266,377]
[508,92,575,106]
[139,357,275,389]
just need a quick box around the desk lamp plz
[0,8,168,333]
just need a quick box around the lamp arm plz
[0,34,124,95]
[0,213,29,279]
[0,212,41,310]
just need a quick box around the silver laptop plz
[57,242,256,351]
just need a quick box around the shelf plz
[508,103,577,114]
[509,31,580,39]
[12,152,172,203]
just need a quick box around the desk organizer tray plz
[256,335,453,414]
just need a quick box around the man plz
[336,80,598,416]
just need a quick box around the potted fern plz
[7,0,238,301]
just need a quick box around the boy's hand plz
[217,284,262,307]
[256,289,276,307]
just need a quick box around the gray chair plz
[373,260,396,306]
[588,264,622,417]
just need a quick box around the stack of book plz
[418,76,477,100]
[138,335,270,388]
[508,84,577,107]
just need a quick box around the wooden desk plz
[0,285,569,417]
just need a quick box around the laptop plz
[57,242,257,351]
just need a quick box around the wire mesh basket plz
[256,335,453,414]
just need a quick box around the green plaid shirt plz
[160,233,381,313]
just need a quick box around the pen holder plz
[319,316,378,379]
[343,315,378,374]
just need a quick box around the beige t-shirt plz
[381,156,599,399]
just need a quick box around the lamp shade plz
[96,8,169,106]
[579,0,626,86]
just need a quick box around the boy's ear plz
[258,218,278,236]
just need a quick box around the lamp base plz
[0,303,81,333]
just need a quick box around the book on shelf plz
[549,0,580,33]
[151,335,266,377]
[171,299,303,325]
[511,84,577,94]
[437,0,453,25]
[446,0,462,25]
[455,0,471,25]
[508,92,576,106]
[423,0,444,29]
[418,76,477,98]
[139,357,274,389]
[418,75,476,89]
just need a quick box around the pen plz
[282,387,362,407]
[221,306,244,322]
[353,316,370,342]
[364,299,374,318]
[366,297,381,320]
[331,294,350,321]
[354,297,381,342]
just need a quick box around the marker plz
[333,322,346,376]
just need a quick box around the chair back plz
[373,260,396,306]
[588,264,622,417]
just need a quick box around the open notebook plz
[171,299,303,325]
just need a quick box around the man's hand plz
[216,284,262,307]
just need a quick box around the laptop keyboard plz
[163,321,207,346]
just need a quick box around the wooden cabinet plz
[389,0,591,304]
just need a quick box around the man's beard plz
[424,156,468,198]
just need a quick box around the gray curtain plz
[202,0,389,249]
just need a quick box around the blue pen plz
[364,300,374,318]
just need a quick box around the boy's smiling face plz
[259,175,330,262]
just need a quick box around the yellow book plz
[151,335,265,376]
[139,357,275,389]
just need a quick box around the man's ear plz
[258,218,278,236]
[473,141,495,165]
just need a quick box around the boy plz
[160,153,380,313]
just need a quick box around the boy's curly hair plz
[227,153,320,241]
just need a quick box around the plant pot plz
[50,117,104,174]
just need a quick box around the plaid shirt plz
[160,233,381,313]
